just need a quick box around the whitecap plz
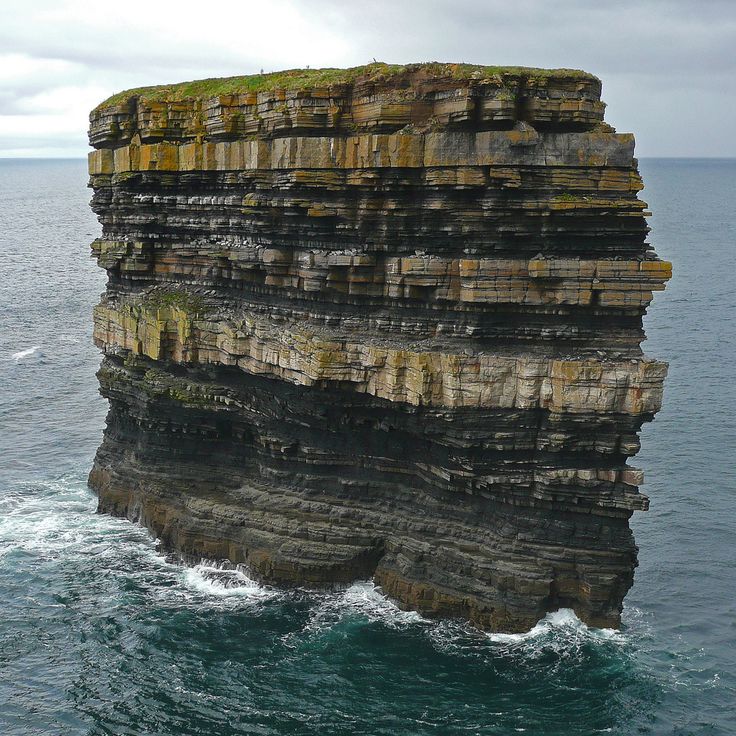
[0,476,155,564]
[487,608,624,645]
[301,581,424,636]
[11,345,40,361]
[341,580,425,624]
[180,559,278,603]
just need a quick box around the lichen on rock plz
[87,62,670,632]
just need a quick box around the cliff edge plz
[87,62,670,632]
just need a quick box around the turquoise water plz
[0,158,734,735]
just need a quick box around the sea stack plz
[87,63,670,632]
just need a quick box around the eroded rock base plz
[90,354,641,632]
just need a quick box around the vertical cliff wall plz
[87,63,670,632]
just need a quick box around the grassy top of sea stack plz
[96,61,600,110]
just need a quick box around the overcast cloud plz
[1,0,734,157]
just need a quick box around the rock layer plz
[87,63,670,632]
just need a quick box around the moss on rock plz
[96,61,599,110]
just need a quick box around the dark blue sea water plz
[0,158,734,735]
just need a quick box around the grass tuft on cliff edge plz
[96,61,599,110]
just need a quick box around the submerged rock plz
[87,62,670,632]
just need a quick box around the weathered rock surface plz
[87,63,670,632]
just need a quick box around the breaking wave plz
[0,475,635,651]
[0,470,712,736]
[298,581,425,637]
[10,345,41,361]
[181,560,279,604]
[488,607,625,645]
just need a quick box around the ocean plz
[0,157,733,735]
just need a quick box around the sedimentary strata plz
[87,63,670,632]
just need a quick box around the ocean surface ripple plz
[0,158,734,735]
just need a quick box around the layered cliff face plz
[87,63,670,632]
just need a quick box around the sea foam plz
[181,559,278,603]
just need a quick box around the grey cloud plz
[310,0,736,77]
[1,0,735,157]
[0,131,85,155]
[0,34,261,80]
[0,80,76,116]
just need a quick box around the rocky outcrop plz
[87,63,670,632]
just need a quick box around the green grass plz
[95,62,598,110]
[143,289,206,315]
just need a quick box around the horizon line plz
[2,155,736,161]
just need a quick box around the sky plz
[1,0,734,158]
